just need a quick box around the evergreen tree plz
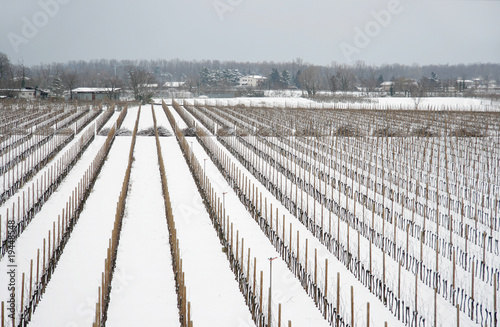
[50,76,65,97]
[269,68,281,88]
[377,74,384,85]
[281,70,291,87]
[293,70,302,88]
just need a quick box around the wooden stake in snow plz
[259,271,263,314]
[325,259,328,296]
[494,274,497,323]
[279,303,282,327]
[314,249,318,302]
[471,264,475,320]
[367,302,370,327]
[297,231,300,265]
[336,273,340,327]
[351,286,354,327]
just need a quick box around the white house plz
[380,81,394,92]
[71,87,121,101]
[0,88,49,99]
[238,75,267,87]
[163,81,186,88]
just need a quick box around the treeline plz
[1,52,499,96]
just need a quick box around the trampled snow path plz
[105,137,179,327]
[28,137,132,327]
[159,134,256,327]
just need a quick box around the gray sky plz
[1,0,499,66]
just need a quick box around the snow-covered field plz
[1,97,498,327]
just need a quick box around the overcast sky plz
[1,0,499,66]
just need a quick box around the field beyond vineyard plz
[0,97,498,327]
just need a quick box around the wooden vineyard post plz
[289,223,292,250]
[415,271,418,313]
[29,260,33,305]
[230,223,233,252]
[357,230,360,264]
[457,304,459,327]
[247,249,251,280]
[260,271,263,314]
[305,239,308,274]
[453,249,456,289]
[434,288,437,327]
[241,238,244,265]
[253,258,257,293]
[383,247,386,284]
[406,223,409,259]
[278,303,282,327]
[236,231,239,261]
[420,231,424,263]
[314,249,318,302]
[367,302,370,327]
[369,241,372,285]
[329,211,332,237]
[297,231,300,265]
[2,301,4,327]
[325,259,328,297]
[436,237,439,273]
[347,221,350,254]
[398,262,401,298]
[268,201,271,228]
[351,286,354,327]
[471,264,475,320]
[282,215,285,242]
[337,273,340,327]
[494,275,497,325]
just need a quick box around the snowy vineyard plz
[0,98,498,327]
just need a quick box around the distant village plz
[0,54,499,103]
[1,74,498,102]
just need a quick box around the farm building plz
[0,88,49,99]
[238,75,267,87]
[71,87,121,101]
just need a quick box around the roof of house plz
[163,82,186,88]
[241,75,267,80]
[72,87,121,93]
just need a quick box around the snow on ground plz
[153,106,174,134]
[159,132,255,327]
[184,137,331,327]
[28,137,132,327]
[189,136,404,327]
[373,97,484,109]
[181,95,498,111]
[0,112,118,317]
[106,136,179,327]
[119,106,140,131]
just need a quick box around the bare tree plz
[101,72,123,100]
[127,66,156,103]
[61,70,79,99]
[299,66,321,97]
[0,52,13,88]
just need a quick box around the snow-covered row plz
[158,113,255,326]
